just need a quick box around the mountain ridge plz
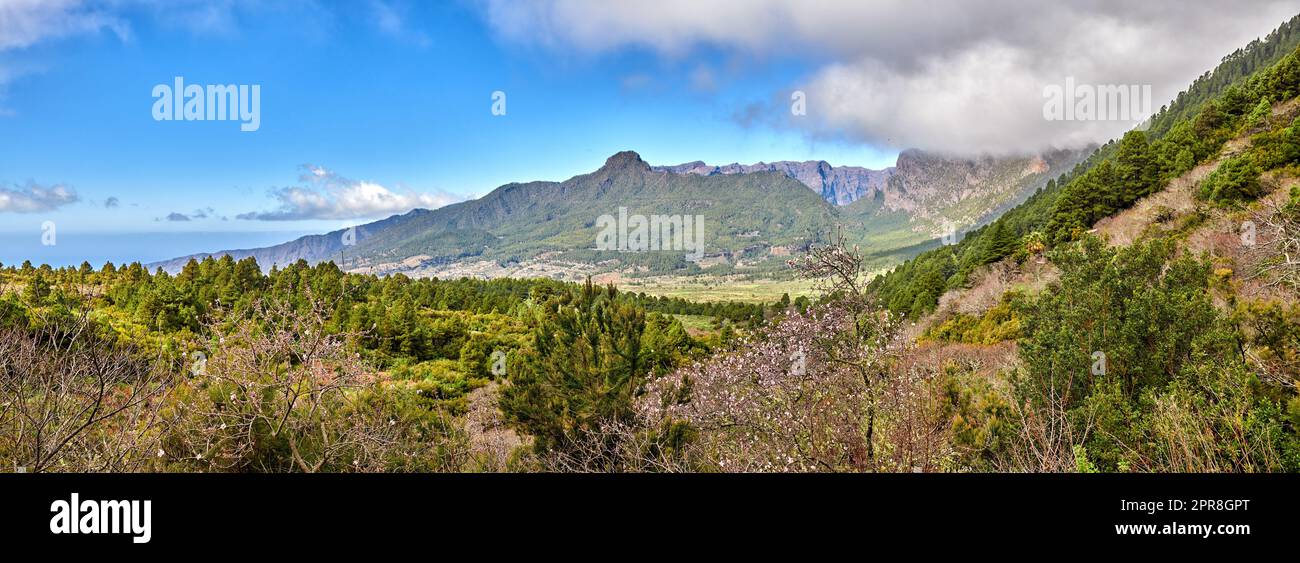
[150,148,1089,278]
[652,147,1091,214]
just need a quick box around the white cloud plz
[0,0,130,50]
[0,1,329,112]
[480,0,1300,154]
[143,0,241,36]
[804,42,1117,153]
[0,0,130,114]
[237,165,459,221]
[0,181,79,213]
[369,0,430,47]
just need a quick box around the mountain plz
[151,148,1088,279]
[652,160,891,205]
[652,148,1091,226]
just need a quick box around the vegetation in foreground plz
[0,260,774,472]
[3,200,1298,473]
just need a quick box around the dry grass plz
[937,258,1059,319]
[899,340,1020,381]
[1092,161,1212,247]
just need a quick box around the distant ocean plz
[0,231,310,269]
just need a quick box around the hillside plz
[868,14,1300,473]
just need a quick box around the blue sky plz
[0,0,895,240]
[2,0,1296,256]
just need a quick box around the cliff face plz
[653,160,889,205]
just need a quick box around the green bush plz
[1199,155,1263,204]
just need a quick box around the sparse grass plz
[620,275,819,303]
[671,314,718,335]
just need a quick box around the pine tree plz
[1113,131,1159,200]
[1174,147,1196,176]
[1247,96,1273,129]
[499,281,651,467]
[982,221,1018,264]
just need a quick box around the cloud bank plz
[237,165,460,221]
[480,0,1300,154]
[0,181,79,213]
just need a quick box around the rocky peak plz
[600,150,651,173]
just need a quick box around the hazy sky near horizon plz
[1,0,1298,238]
